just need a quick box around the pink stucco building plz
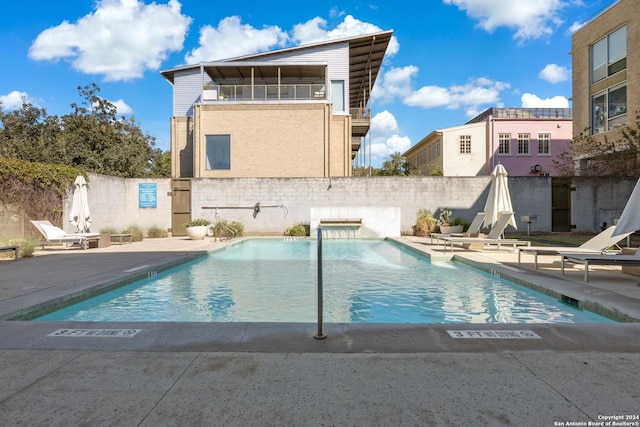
[405,107,573,176]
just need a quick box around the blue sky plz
[0,0,617,167]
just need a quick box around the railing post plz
[313,226,327,339]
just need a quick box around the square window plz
[205,135,231,170]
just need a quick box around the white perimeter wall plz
[69,174,637,236]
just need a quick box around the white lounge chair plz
[560,246,640,282]
[518,225,631,269]
[440,212,530,252]
[31,220,100,250]
[430,211,486,245]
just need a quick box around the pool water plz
[35,239,614,323]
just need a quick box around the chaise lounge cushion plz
[40,224,67,240]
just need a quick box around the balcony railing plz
[467,108,573,123]
[202,84,326,102]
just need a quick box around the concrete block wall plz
[65,174,636,237]
[68,173,172,234]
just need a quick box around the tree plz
[554,111,640,178]
[378,152,412,176]
[0,83,170,178]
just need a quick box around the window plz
[498,133,510,155]
[331,80,345,113]
[428,139,442,161]
[591,25,626,83]
[417,149,427,166]
[591,84,627,134]
[517,133,530,155]
[538,133,550,155]
[205,135,230,170]
[459,135,471,154]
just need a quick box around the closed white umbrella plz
[612,178,640,237]
[483,164,517,230]
[69,175,92,233]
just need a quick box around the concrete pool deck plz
[0,236,639,425]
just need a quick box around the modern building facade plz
[404,108,573,177]
[572,0,638,173]
[161,31,392,178]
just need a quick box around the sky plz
[0,0,619,167]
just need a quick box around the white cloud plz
[185,16,288,63]
[28,0,192,81]
[0,91,33,110]
[404,77,510,116]
[368,110,411,166]
[443,0,566,42]
[291,15,399,56]
[521,93,570,108]
[184,14,397,65]
[110,98,133,115]
[568,21,585,34]
[329,7,346,18]
[371,110,400,135]
[539,63,570,83]
[372,65,419,104]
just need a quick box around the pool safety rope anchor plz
[314,226,327,339]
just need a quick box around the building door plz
[171,178,191,236]
[551,177,572,232]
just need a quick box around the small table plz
[110,233,133,244]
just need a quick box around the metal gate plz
[551,177,572,232]
[171,179,191,236]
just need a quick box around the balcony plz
[351,108,371,138]
[202,84,326,102]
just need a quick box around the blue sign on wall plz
[139,183,157,208]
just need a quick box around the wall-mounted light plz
[557,123,562,128]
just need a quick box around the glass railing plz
[202,84,326,101]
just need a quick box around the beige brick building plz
[161,31,392,178]
[572,0,639,173]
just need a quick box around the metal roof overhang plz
[160,30,393,109]
[200,61,327,82]
[347,31,392,109]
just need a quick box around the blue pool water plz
[35,239,614,323]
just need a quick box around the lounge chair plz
[518,225,631,269]
[31,220,100,250]
[560,247,640,282]
[440,212,530,252]
[430,211,486,245]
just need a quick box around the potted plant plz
[184,218,211,240]
[436,208,463,234]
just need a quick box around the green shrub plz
[211,219,244,238]
[122,224,144,242]
[229,221,244,237]
[0,238,37,259]
[17,238,37,257]
[147,226,168,238]
[285,224,307,236]
[185,218,211,227]
[99,227,118,235]
[412,209,436,236]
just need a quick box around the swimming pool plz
[35,239,614,323]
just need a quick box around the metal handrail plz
[314,226,327,339]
